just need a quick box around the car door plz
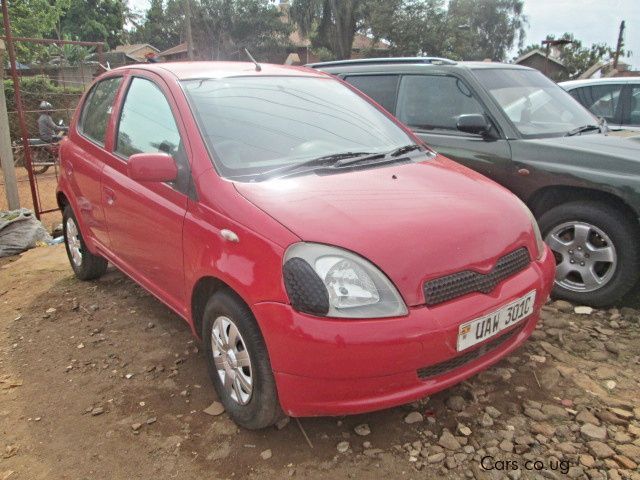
[393,74,513,185]
[620,84,640,129]
[101,73,193,312]
[68,76,123,248]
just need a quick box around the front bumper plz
[253,247,555,417]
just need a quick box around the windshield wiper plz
[390,144,423,156]
[334,144,423,167]
[258,144,424,180]
[259,151,374,179]
[565,124,602,137]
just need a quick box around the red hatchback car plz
[57,61,555,429]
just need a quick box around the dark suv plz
[310,58,640,306]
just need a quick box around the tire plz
[202,290,283,430]
[63,205,108,281]
[538,201,640,307]
[27,149,51,175]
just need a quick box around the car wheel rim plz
[545,221,617,293]
[211,316,253,405]
[66,217,83,267]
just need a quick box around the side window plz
[396,75,484,132]
[570,84,622,122]
[344,75,399,113]
[626,86,640,125]
[116,77,181,159]
[79,77,122,144]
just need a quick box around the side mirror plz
[457,114,491,136]
[128,152,178,183]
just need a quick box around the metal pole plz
[613,20,625,70]
[1,0,40,217]
[97,43,104,71]
[185,0,194,60]
[0,36,105,47]
[0,39,20,210]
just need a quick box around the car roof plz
[306,57,458,68]
[110,61,327,80]
[559,77,640,88]
[307,58,534,74]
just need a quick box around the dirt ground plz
[1,245,639,480]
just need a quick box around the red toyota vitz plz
[57,61,555,429]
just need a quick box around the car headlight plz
[518,200,545,260]
[283,242,408,318]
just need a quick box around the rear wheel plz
[539,201,639,306]
[63,205,108,280]
[28,149,52,175]
[202,290,283,430]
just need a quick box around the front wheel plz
[202,290,283,430]
[538,201,640,307]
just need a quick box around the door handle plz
[220,229,239,243]
[104,187,116,206]
[517,168,530,176]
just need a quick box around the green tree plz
[131,0,181,51]
[60,0,127,48]
[48,40,95,66]
[0,0,67,62]
[290,0,367,60]
[444,0,526,61]
[365,0,447,57]
[292,0,526,61]
[190,0,291,60]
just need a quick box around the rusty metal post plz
[97,43,104,68]
[1,0,41,217]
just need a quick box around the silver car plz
[560,77,640,132]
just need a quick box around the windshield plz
[474,69,598,138]
[182,76,415,180]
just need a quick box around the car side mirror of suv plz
[457,114,492,137]
[128,152,178,183]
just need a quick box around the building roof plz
[352,34,389,51]
[515,49,565,68]
[158,42,188,57]
[288,30,311,48]
[578,59,633,79]
[115,44,159,55]
[287,31,388,51]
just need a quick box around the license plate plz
[457,290,536,352]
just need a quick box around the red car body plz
[57,62,555,418]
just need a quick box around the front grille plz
[417,324,523,380]
[423,248,530,306]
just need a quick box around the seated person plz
[37,101,68,143]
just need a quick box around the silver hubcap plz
[545,221,617,293]
[211,316,253,405]
[66,217,83,267]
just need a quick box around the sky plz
[518,0,639,69]
[127,0,640,69]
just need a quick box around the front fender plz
[183,201,293,335]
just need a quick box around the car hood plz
[233,155,536,307]
[516,133,640,173]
